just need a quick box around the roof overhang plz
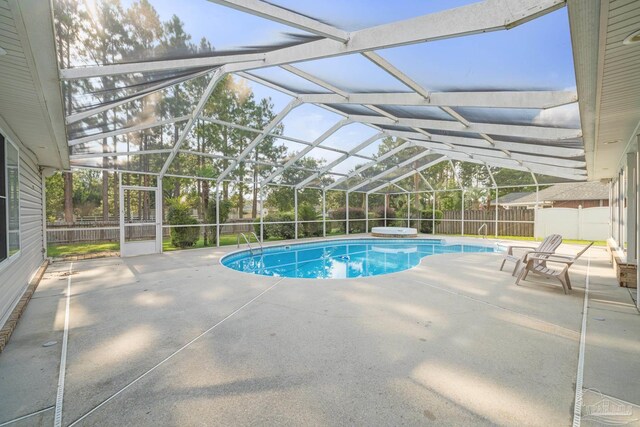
[0,0,69,169]
[570,0,640,179]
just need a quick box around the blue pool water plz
[221,239,496,279]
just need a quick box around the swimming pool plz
[221,239,497,279]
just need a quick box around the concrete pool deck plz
[0,235,638,426]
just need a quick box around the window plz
[0,133,19,263]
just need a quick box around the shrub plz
[204,198,231,246]
[254,212,295,240]
[298,203,322,238]
[166,198,200,248]
[373,206,396,220]
[418,209,443,233]
[329,207,366,233]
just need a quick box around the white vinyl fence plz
[534,207,609,241]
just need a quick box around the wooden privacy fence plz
[47,220,255,244]
[46,221,161,244]
[435,209,534,237]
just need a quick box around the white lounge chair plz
[515,242,594,294]
[499,234,563,276]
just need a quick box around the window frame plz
[0,133,21,271]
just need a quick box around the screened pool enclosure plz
[54,0,586,255]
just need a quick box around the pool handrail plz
[478,223,488,239]
[237,232,263,255]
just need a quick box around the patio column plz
[609,179,613,238]
[322,189,326,237]
[346,191,350,235]
[612,177,619,243]
[294,188,298,240]
[619,169,628,250]
[41,174,48,257]
[626,153,636,263]
[636,138,639,308]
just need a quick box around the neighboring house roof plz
[499,181,609,206]
[496,192,531,204]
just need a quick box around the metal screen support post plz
[118,173,124,252]
[407,193,411,228]
[535,184,540,239]
[157,176,163,253]
[345,191,350,235]
[494,188,499,238]
[215,184,220,247]
[259,186,264,242]
[294,189,298,240]
[432,191,436,235]
[461,189,465,236]
[365,193,369,233]
[384,194,388,227]
[322,189,326,237]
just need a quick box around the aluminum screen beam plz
[366,157,448,194]
[159,68,226,176]
[325,141,413,190]
[361,51,430,99]
[426,147,586,179]
[236,71,298,97]
[64,69,212,124]
[59,56,264,80]
[348,150,435,192]
[295,132,384,189]
[418,170,435,191]
[280,65,349,98]
[224,0,566,74]
[68,115,192,147]
[70,149,172,159]
[207,0,350,42]
[346,114,582,140]
[215,98,302,184]
[199,115,376,161]
[360,50,522,169]
[411,140,586,168]
[61,0,564,78]
[298,91,578,109]
[387,129,584,157]
[176,150,330,173]
[261,119,351,186]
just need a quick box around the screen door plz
[119,185,161,257]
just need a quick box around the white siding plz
[0,133,44,327]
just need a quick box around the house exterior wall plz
[0,127,45,328]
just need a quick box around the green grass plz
[459,234,606,246]
[47,232,605,258]
[47,242,119,258]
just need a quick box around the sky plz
[111,0,579,168]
